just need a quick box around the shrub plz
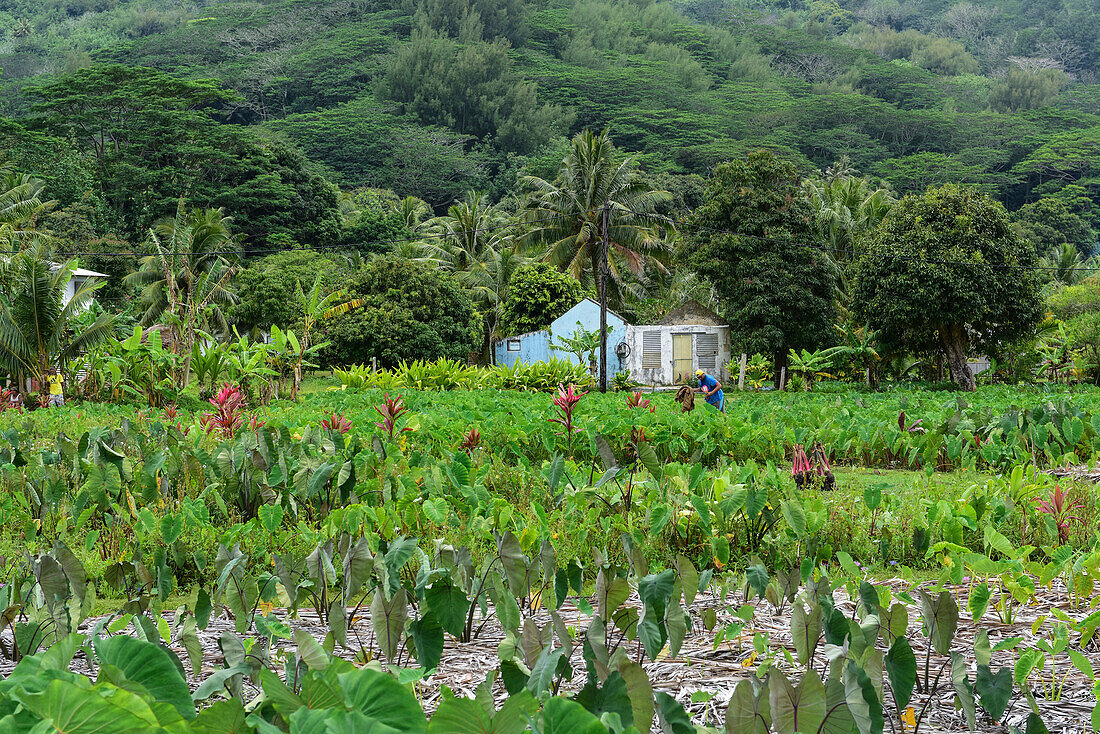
[318,257,481,368]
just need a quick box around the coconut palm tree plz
[1045,242,1090,286]
[521,129,672,308]
[803,169,895,310]
[0,163,51,251]
[804,175,894,259]
[395,195,433,232]
[125,200,240,387]
[417,192,530,361]
[0,248,117,395]
[418,192,507,270]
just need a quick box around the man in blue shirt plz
[695,369,725,413]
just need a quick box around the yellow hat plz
[695,369,705,377]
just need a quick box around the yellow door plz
[673,334,693,384]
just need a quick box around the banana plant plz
[786,347,845,391]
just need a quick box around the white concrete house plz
[623,301,732,385]
[61,267,108,310]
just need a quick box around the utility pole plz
[598,202,610,393]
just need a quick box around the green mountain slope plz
[0,0,1098,242]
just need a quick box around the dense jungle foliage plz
[0,0,1098,244]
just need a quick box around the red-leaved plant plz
[321,413,353,434]
[200,383,247,439]
[0,388,22,413]
[625,390,654,413]
[374,393,411,440]
[460,426,481,454]
[549,383,587,456]
[1036,484,1082,545]
[898,411,925,433]
[791,442,835,491]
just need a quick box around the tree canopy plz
[317,256,481,368]
[852,184,1043,390]
[682,149,837,383]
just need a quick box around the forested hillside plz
[0,0,1098,251]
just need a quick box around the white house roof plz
[43,262,108,278]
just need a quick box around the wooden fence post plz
[738,353,747,391]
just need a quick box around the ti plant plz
[548,383,587,457]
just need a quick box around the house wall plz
[494,330,551,367]
[548,299,629,375]
[625,324,732,386]
[62,276,100,312]
[61,279,76,307]
[492,299,630,373]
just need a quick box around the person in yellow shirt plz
[45,367,64,407]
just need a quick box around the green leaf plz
[425,695,491,734]
[410,612,444,671]
[638,569,676,620]
[790,602,822,666]
[425,581,469,639]
[12,677,162,734]
[769,670,826,734]
[836,551,862,579]
[370,588,409,663]
[193,665,250,703]
[294,629,330,672]
[975,630,991,667]
[543,697,605,734]
[1013,649,1044,687]
[781,500,807,537]
[258,505,283,535]
[525,647,564,697]
[1025,712,1050,734]
[339,667,427,733]
[884,636,916,711]
[496,532,529,598]
[724,679,770,734]
[844,661,884,734]
[196,589,213,630]
[655,692,694,734]
[93,635,194,720]
[918,590,959,656]
[974,665,1012,722]
[159,515,184,546]
[576,671,633,727]
[951,652,976,732]
[746,565,769,601]
[638,611,666,661]
[636,442,661,479]
[674,555,699,607]
[191,699,250,734]
[968,583,991,622]
[595,571,630,622]
[617,660,654,733]
[1068,649,1095,679]
[820,678,854,734]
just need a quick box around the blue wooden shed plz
[494,298,630,373]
